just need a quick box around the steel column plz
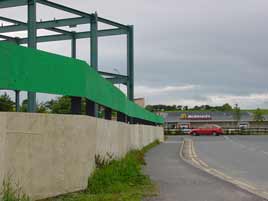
[91,13,98,69]
[86,100,97,116]
[127,25,134,101]
[70,35,82,114]
[86,13,98,117]
[15,90,20,112]
[104,107,112,120]
[27,0,37,112]
[71,96,82,114]
[117,112,126,123]
[71,35,76,58]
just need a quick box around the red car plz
[189,124,223,136]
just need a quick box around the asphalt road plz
[143,136,265,201]
[193,135,268,192]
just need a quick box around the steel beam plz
[98,17,128,30]
[0,0,28,8]
[36,0,128,29]
[127,25,134,101]
[0,16,73,36]
[36,0,94,18]
[17,28,127,44]
[0,17,90,33]
[27,0,37,112]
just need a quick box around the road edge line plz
[179,138,268,200]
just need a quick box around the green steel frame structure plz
[0,0,134,114]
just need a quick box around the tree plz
[222,103,232,111]
[183,106,188,111]
[20,99,28,112]
[176,105,182,110]
[37,102,48,113]
[233,104,241,126]
[48,96,71,114]
[0,93,15,111]
[145,105,154,112]
[253,108,264,122]
[193,105,200,110]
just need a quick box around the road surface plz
[143,136,265,201]
[193,135,268,192]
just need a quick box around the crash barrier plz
[0,42,163,124]
[0,112,164,200]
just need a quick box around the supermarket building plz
[160,111,268,129]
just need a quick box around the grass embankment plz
[45,140,160,201]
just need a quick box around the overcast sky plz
[1,0,268,108]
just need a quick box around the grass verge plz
[44,140,160,201]
[0,176,30,201]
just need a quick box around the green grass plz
[0,176,30,201]
[44,140,160,201]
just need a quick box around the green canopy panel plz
[0,42,163,124]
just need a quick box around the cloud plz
[208,93,268,108]
[1,0,268,109]
[135,84,198,96]
[150,92,268,109]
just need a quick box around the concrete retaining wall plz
[0,112,163,200]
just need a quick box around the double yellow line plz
[180,138,268,200]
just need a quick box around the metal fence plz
[164,128,268,135]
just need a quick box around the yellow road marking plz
[181,139,268,200]
[233,180,257,191]
[211,169,233,180]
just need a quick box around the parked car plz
[189,124,223,136]
[181,128,192,134]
